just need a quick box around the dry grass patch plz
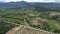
[18,26,54,34]
[29,18,47,25]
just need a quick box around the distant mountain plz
[0,1,60,9]
[8,1,28,6]
[0,1,28,8]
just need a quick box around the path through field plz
[6,25,22,34]
[6,25,55,34]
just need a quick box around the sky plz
[0,0,60,2]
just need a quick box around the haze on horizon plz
[0,0,60,2]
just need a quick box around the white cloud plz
[5,0,21,2]
[25,0,56,2]
[24,0,43,2]
[41,0,56,2]
[55,0,60,2]
[0,0,59,2]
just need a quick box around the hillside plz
[0,1,60,34]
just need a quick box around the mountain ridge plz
[0,1,60,9]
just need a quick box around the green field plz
[48,20,59,31]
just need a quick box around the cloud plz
[5,0,21,2]
[44,0,56,2]
[24,0,55,2]
[55,0,60,2]
[25,0,43,2]
[0,0,60,2]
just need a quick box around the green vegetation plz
[0,5,60,34]
[48,20,59,31]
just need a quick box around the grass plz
[15,26,25,34]
[48,20,59,31]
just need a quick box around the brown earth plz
[6,25,22,34]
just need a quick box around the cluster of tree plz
[0,20,16,34]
